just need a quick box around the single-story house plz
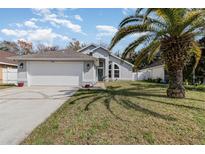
[10,44,134,86]
[0,51,18,84]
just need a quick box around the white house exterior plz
[10,44,134,87]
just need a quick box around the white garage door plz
[28,61,83,86]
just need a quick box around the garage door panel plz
[28,61,83,86]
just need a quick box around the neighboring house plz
[10,44,134,86]
[0,51,18,84]
[134,61,166,82]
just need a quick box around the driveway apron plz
[0,86,78,144]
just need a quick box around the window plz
[109,64,112,78]
[86,63,90,70]
[99,61,104,67]
[114,64,119,78]
[114,64,119,69]
[109,64,112,69]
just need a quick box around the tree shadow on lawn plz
[66,85,205,122]
[128,84,205,103]
[130,83,168,89]
[65,86,195,121]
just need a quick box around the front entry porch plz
[97,58,105,81]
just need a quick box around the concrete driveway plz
[0,86,78,145]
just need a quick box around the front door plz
[98,69,103,81]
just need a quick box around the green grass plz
[22,81,205,144]
[185,84,205,92]
[0,83,15,89]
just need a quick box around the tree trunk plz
[167,67,185,98]
[161,35,194,98]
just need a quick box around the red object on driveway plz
[18,82,24,87]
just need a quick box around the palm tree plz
[109,8,204,98]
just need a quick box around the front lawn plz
[23,81,205,144]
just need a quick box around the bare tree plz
[0,41,20,54]
[36,44,59,53]
[17,40,33,55]
[66,40,86,51]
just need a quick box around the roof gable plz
[77,44,97,53]
[79,45,134,67]
[91,46,110,53]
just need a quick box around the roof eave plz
[9,57,98,61]
[109,54,134,67]
[0,62,18,66]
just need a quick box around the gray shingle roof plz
[0,50,18,65]
[9,49,97,61]
[141,60,164,69]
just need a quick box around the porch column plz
[112,62,114,81]
[104,59,109,81]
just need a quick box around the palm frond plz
[143,8,156,21]
[156,9,174,23]
[191,41,202,72]
[148,45,161,62]
[119,15,142,28]
[185,17,205,34]
[180,10,204,34]
[135,8,144,15]
[122,34,152,59]
[109,24,156,50]
[134,41,160,69]
[119,14,166,29]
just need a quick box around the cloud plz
[30,18,38,22]
[16,23,23,28]
[74,15,83,21]
[96,25,117,39]
[24,20,38,29]
[1,28,70,44]
[1,29,27,37]
[32,9,84,34]
[122,8,136,16]
[96,25,117,34]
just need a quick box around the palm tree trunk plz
[167,67,185,98]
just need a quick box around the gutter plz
[0,62,18,66]
[8,57,98,61]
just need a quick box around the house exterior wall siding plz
[83,61,96,83]
[0,65,3,82]
[109,55,133,80]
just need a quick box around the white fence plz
[3,67,18,84]
[133,65,165,81]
